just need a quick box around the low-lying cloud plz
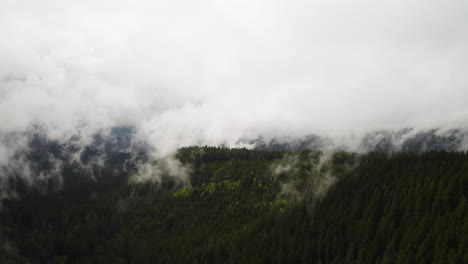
[1,0,468,158]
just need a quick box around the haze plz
[1,0,468,155]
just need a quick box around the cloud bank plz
[1,0,468,157]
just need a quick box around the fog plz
[1,0,468,156]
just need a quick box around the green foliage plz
[172,186,190,198]
[0,148,466,263]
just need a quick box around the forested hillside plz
[0,147,466,263]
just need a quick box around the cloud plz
[131,154,191,185]
[0,0,467,157]
[270,150,356,200]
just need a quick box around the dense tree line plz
[0,147,466,263]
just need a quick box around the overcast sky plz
[1,0,468,154]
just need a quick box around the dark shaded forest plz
[0,147,467,263]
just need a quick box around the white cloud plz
[0,0,467,156]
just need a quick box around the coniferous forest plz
[2,0,468,263]
[0,147,467,263]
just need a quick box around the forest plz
[0,146,466,263]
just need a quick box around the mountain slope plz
[1,147,466,263]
